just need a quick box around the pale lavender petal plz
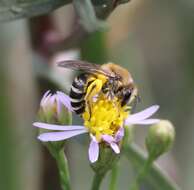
[56,95,62,114]
[33,122,87,131]
[102,135,114,143]
[40,90,50,105]
[88,138,99,163]
[131,119,160,125]
[38,129,87,142]
[110,143,120,154]
[40,91,51,107]
[57,91,73,112]
[102,135,120,154]
[42,90,50,99]
[115,127,124,142]
[50,94,56,105]
[125,105,159,125]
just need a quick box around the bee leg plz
[85,79,103,119]
[128,87,139,113]
[85,100,92,120]
[128,87,138,105]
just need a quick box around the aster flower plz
[39,90,72,125]
[40,90,72,113]
[34,91,159,163]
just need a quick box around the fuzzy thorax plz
[82,95,129,141]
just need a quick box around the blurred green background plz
[0,0,194,189]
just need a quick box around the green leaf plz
[73,0,107,32]
[124,144,181,190]
[0,0,71,22]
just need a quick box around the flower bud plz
[37,91,72,153]
[146,120,175,160]
[38,91,72,125]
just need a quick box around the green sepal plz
[91,144,120,175]
[37,106,72,151]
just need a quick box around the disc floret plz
[83,95,129,142]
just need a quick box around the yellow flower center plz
[82,95,129,141]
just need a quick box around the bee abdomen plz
[70,73,88,114]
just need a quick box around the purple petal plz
[33,122,87,131]
[125,105,159,125]
[102,135,120,154]
[56,95,62,114]
[42,90,50,99]
[40,91,51,107]
[57,91,73,112]
[50,94,56,105]
[110,143,120,154]
[88,138,99,163]
[40,90,50,104]
[132,119,160,125]
[102,135,114,143]
[38,129,87,142]
[115,127,124,142]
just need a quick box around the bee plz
[58,60,138,115]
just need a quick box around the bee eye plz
[121,89,132,106]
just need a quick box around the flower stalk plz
[91,172,106,190]
[109,164,119,190]
[55,148,71,190]
[130,155,154,190]
[124,143,179,190]
[129,120,175,190]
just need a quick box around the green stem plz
[91,173,105,190]
[109,164,119,190]
[124,144,180,190]
[130,156,153,190]
[55,149,71,190]
[73,0,107,32]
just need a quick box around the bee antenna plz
[137,94,141,103]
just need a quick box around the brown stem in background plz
[28,15,63,60]
[28,14,72,190]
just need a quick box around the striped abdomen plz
[70,73,90,114]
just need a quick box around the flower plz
[39,90,72,124]
[34,91,159,163]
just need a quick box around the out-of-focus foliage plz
[0,0,71,21]
[0,0,130,22]
[0,49,19,190]
[0,20,41,190]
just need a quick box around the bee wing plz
[57,60,113,77]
